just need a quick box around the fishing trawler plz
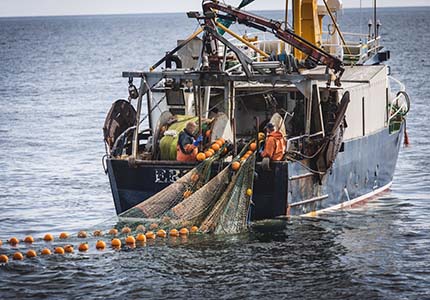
[103,0,410,220]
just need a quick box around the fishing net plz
[119,142,256,235]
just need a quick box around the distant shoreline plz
[0,6,429,19]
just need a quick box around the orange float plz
[78,243,89,252]
[136,225,146,232]
[26,250,37,258]
[77,231,87,238]
[169,229,180,237]
[43,234,54,242]
[64,245,74,253]
[111,238,122,248]
[231,161,241,171]
[121,227,131,234]
[108,228,118,236]
[249,142,257,151]
[0,254,8,263]
[156,229,167,238]
[204,150,213,158]
[41,248,51,255]
[96,240,106,250]
[190,226,199,233]
[205,130,211,138]
[196,152,206,162]
[218,138,226,145]
[183,190,192,199]
[145,231,156,240]
[179,228,189,236]
[136,233,147,242]
[93,230,103,237]
[191,173,200,182]
[9,237,19,245]
[211,143,220,151]
[125,236,136,245]
[59,232,69,239]
[246,150,253,156]
[54,247,65,255]
[12,252,24,261]
[24,236,35,243]
[0,240,2,246]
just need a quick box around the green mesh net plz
[119,143,256,235]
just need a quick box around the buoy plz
[64,245,74,253]
[54,247,65,255]
[121,227,131,234]
[77,231,87,238]
[246,188,253,196]
[190,226,199,233]
[179,228,189,236]
[13,252,24,261]
[205,130,211,138]
[243,154,250,159]
[258,132,265,141]
[125,236,136,245]
[136,225,146,232]
[108,228,118,236]
[169,229,180,237]
[211,143,220,151]
[0,240,2,246]
[136,233,146,242]
[218,138,226,145]
[0,255,8,263]
[111,238,121,248]
[215,140,224,147]
[43,234,54,242]
[156,229,167,238]
[8,237,19,245]
[250,142,257,151]
[223,148,228,155]
[240,156,246,162]
[145,231,156,240]
[59,232,69,239]
[78,243,89,252]
[96,240,106,250]
[24,236,35,243]
[231,161,241,171]
[183,190,192,199]
[204,150,213,158]
[191,173,200,182]
[26,250,37,258]
[196,152,206,162]
[41,248,51,255]
[93,230,103,237]
[246,150,253,155]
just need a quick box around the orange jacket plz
[177,130,198,162]
[261,131,286,161]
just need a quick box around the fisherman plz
[177,121,203,162]
[260,122,286,161]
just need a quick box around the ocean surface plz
[0,7,429,300]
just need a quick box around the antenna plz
[373,0,377,43]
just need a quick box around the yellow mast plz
[293,0,322,60]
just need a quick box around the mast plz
[373,0,377,41]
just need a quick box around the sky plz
[0,0,429,17]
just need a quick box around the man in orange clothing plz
[176,121,203,162]
[261,122,286,161]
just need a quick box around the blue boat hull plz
[106,124,404,219]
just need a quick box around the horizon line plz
[0,5,429,19]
